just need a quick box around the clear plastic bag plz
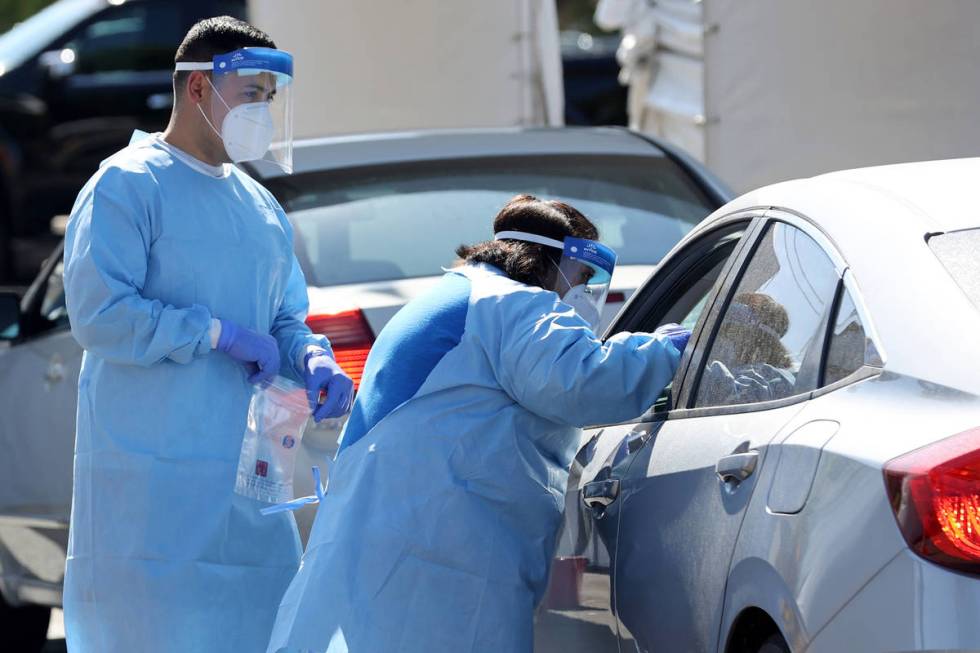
[235,376,311,504]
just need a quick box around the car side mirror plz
[38,49,77,79]
[0,292,21,340]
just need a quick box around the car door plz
[587,216,845,652]
[0,245,80,604]
[575,213,755,647]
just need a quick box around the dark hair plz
[456,194,599,288]
[173,16,276,102]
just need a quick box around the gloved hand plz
[217,319,281,384]
[656,323,692,354]
[303,350,355,422]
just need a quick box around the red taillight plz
[607,291,626,304]
[884,427,980,574]
[306,310,375,389]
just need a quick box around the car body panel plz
[611,403,806,651]
[0,328,79,607]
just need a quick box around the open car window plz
[610,222,747,415]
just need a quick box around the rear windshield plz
[272,155,716,287]
[929,229,980,311]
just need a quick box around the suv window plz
[66,2,183,74]
[822,286,882,386]
[693,222,839,408]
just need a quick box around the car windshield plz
[279,155,715,287]
[0,0,101,72]
[929,228,980,312]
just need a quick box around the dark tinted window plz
[822,287,882,386]
[278,155,715,287]
[67,1,182,74]
[694,222,839,408]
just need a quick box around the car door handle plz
[715,452,758,484]
[582,478,620,511]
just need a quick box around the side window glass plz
[41,260,68,325]
[823,287,882,385]
[67,2,183,74]
[694,222,839,408]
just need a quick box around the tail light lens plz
[884,427,980,574]
[306,309,375,389]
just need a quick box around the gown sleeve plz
[268,203,331,381]
[486,290,682,427]
[64,166,213,366]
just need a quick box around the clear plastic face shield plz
[175,47,294,173]
[495,231,618,329]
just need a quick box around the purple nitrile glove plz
[216,319,281,384]
[303,350,355,422]
[656,323,692,354]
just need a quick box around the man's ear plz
[185,71,208,105]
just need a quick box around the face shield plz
[495,231,618,329]
[175,47,294,173]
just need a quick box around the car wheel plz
[757,633,791,653]
[0,593,50,652]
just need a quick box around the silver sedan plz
[566,158,980,652]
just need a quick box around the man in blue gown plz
[62,17,352,652]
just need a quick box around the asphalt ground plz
[46,573,630,652]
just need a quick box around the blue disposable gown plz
[62,134,328,652]
[266,263,681,653]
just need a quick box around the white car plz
[557,158,980,652]
[0,127,727,647]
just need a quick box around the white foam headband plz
[494,231,564,250]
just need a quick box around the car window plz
[693,222,840,409]
[620,225,745,414]
[929,228,980,313]
[822,287,882,386]
[278,155,716,287]
[65,1,182,74]
[41,260,68,324]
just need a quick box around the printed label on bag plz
[282,435,296,449]
[255,460,269,477]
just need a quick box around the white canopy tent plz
[598,0,980,192]
[248,0,564,139]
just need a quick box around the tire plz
[0,592,51,652]
[757,633,791,653]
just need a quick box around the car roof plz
[250,127,664,179]
[715,157,980,236]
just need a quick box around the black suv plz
[0,0,246,284]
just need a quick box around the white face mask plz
[220,101,275,163]
[199,78,275,163]
[563,284,600,327]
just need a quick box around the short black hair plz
[456,194,600,288]
[173,16,276,100]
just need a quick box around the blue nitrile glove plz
[303,350,355,422]
[656,323,692,354]
[217,319,281,384]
